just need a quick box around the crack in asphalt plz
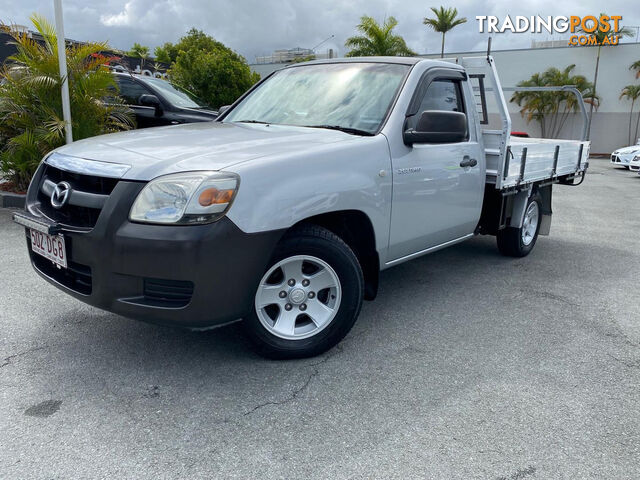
[0,346,47,369]
[607,353,640,369]
[243,346,342,416]
[605,330,640,349]
[497,466,536,480]
[518,285,586,308]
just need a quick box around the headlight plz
[130,171,239,224]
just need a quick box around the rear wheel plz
[244,225,364,359]
[497,193,542,257]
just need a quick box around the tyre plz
[243,225,364,359]
[497,192,542,257]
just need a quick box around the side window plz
[407,79,465,129]
[115,77,152,106]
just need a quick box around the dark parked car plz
[112,73,218,128]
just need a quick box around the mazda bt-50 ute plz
[14,56,590,358]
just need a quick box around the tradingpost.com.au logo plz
[476,15,624,46]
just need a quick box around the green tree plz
[631,60,640,79]
[154,29,228,64]
[0,15,134,190]
[620,85,640,145]
[578,14,633,138]
[345,16,416,57]
[423,7,467,58]
[510,65,598,139]
[154,42,177,64]
[164,29,259,109]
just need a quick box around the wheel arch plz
[513,184,551,235]
[291,210,379,300]
[478,182,552,236]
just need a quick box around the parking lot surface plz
[1,159,639,479]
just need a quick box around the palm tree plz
[128,42,150,69]
[345,16,416,57]
[620,85,640,145]
[631,60,640,79]
[423,7,467,58]
[578,14,633,138]
[511,65,598,138]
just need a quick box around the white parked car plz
[611,141,640,168]
[629,155,640,172]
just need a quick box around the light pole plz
[53,0,73,144]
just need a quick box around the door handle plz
[460,157,478,168]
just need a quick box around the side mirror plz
[403,110,468,145]
[218,105,231,115]
[139,94,162,114]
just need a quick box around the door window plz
[115,77,152,106]
[407,79,465,130]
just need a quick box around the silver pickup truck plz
[14,56,589,358]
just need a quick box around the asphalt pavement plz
[1,159,639,479]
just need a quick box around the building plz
[251,47,336,78]
[255,47,337,64]
[531,39,573,49]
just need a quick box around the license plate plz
[30,229,67,269]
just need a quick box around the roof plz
[111,72,159,82]
[302,56,423,66]
[283,56,462,70]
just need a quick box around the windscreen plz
[224,62,410,134]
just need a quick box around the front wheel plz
[497,193,542,257]
[243,225,364,359]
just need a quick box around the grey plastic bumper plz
[23,180,285,328]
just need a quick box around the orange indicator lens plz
[198,188,234,206]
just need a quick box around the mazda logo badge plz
[51,181,72,209]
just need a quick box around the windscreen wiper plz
[306,125,374,136]
[235,120,270,124]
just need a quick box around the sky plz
[1,0,639,62]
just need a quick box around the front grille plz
[32,253,92,295]
[36,164,118,229]
[143,278,194,308]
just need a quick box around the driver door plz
[387,71,484,261]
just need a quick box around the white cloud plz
[100,1,135,27]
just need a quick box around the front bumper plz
[611,154,632,165]
[20,178,284,328]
